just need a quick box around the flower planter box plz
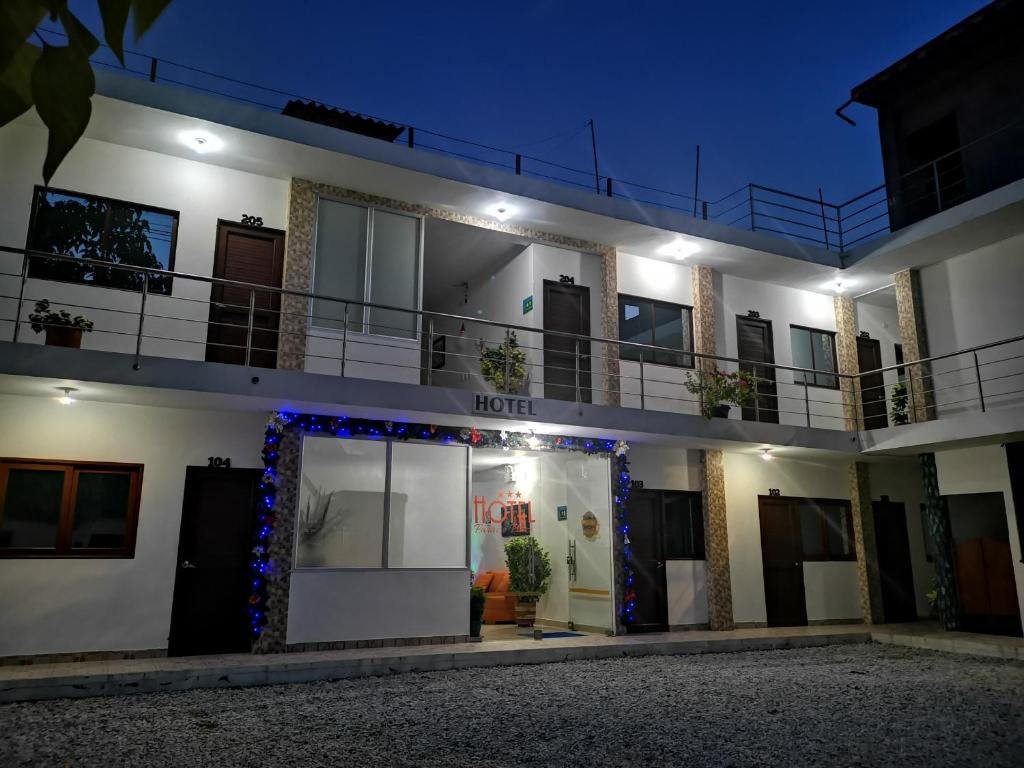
[44,327,83,348]
[712,404,731,418]
[511,592,542,628]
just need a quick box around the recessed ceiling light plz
[761,449,773,461]
[55,386,77,405]
[180,130,224,154]
[656,238,700,260]
[485,203,517,222]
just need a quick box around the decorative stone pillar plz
[254,430,301,653]
[701,449,734,630]
[691,265,716,375]
[278,179,317,371]
[894,269,934,422]
[919,453,962,630]
[849,462,884,624]
[834,296,861,431]
[600,246,621,406]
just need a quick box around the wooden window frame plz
[790,324,840,390]
[617,293,695,368]
[0,458,143,558]
[25,185,180,295]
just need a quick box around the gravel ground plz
[1,644,1023,767]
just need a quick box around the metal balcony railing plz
[1,246,1022,432]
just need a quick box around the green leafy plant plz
[504,535,551,603]
[1,1,173,183]
[479,332,527,393]
[28,298,93,333]
[891,381,910,425]
[470,586,486,623]
[684,369,757,419]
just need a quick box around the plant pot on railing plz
[712,404,731,419]
[684,369,756,419]
[28,300,94,349]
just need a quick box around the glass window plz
[798,501,825,558]
[26,187,177,294]
[368,210,420,339]
[388,443,467,567]
[791,326,838,388]
[796,498,854,561]
[663,492,704,559]
[0,461,141,556]
[296,437,388,568]
[311,199,367,332]
[618,295,694,367]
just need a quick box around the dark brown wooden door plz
[543,281,591,402]
[168,467,262,656]
[873,499,917,623]
[206,222,285,369]
[627,490,668,632]
[737,316,778,423]
[857,336,888,429]
[758,497,807,626]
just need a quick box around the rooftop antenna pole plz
[693,144,701,217]
[588,119,600,194]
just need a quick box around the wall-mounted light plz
[179,130,224,154]
[55,387,77,405]
[656,238,700,260]
[485,203,517,222]
[761,449,773,461]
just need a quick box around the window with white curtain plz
[311,198,422,339]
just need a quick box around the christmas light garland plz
[250,411,632,639]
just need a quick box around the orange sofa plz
[474,570,516,624]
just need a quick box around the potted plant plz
[684,369,757,419]
[480,332,528,393]
[504,535,552,628]
[29,300,94,348]
[469,585,486,639]
[891,381,910,425]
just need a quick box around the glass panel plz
[653,303,687,367]
[798,501,824,558]
[388,443,467,568]
[0,468,64,549]
[368,210,419,339]
[663,493,704,558]
[27,189,177,294]
[71,472,130,549]
[618,299,649,362]
[311,199,367,331]
[813,331,838,388]
[790,327,812,385]
[295,437,387,567]
[824,504,852,558]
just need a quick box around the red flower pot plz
[44,327,83,348]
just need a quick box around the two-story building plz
[1,5,1022,661]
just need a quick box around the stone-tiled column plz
[919,453,961,630]
[894,269,934,422]
[834,296,861,431]
[278,180,317,370]
[254,430,301,653]
[701,449,734,630]
[600,246,620,406]
[692,265,716,376]
[849,462,884,624]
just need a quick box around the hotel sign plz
[473,393,538,418]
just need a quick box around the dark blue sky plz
[73,0,988,205]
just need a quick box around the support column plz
[834,296,861,430]
[894,269,934,423]
[919,453,962,630]
[691,264,716,375]
[701,449,734,630]
[848,462,884,624]
[254,430,301,653]
[600,246,620,406]
[278,179,316,371]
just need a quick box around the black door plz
[736,316,778,423]
[627,490,668,632]
[759,497,807,626]
[873,499,917,623]
[168,467,262,656]
[543,281,591,402]
[206,222,285,369]
[857,336,888,430]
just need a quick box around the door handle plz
[181,560,197,569]
[656,561,664,569]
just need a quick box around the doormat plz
[540,631,584,639]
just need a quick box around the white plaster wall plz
[919,235,1024,416]
[721,275,845,429]
[0,393,266,657]
[0,121,289,359]
[934,445,1024,621]
[286,568,468,644]
[722,452,855,625]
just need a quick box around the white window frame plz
[310,195,425,340]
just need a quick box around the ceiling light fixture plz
[656,238,700,260]
[761,449,774,461]
[179,130,224,154]
[485,203,517,222]
[832,279,846,294]
[55,387,77,405]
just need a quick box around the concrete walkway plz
[1,623,1020,703]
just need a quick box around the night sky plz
[66,0,988,205]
